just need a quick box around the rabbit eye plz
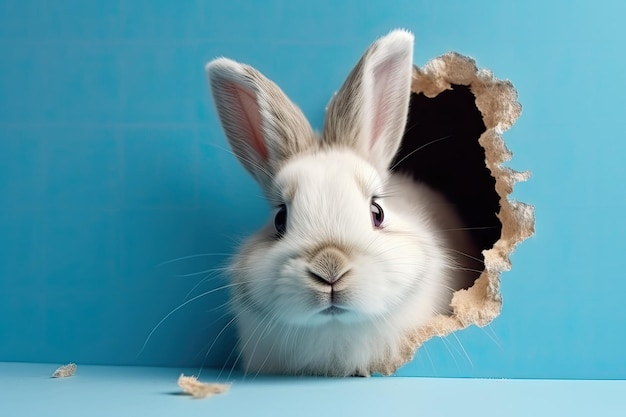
[371,201,384,228]
[274,205,287,236]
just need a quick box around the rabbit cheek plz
[351,287,393,317]
[348,242,424,317]
[263,257,325,324]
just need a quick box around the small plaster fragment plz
[177,374,230,399]
[52,363,77,378]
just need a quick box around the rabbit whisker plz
[138,278,273,358]
[445,248,485,264]
[450,331,473,367]
[176,267,230,278]
[183,271,226,301]
[242,310,281,380]
[390,135,452,171]
[440,226,500,232]
[197,310,244,379]
[157,252,232,267]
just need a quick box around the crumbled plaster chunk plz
[52,363,77,378]
[177,374,230,399]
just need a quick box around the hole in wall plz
[376,52,535,375]
[393,85,500,290]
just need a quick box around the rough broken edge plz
[177,374,230,399]
[375,52,536,376]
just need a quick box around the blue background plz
[1,0,624,379]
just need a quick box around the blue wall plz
[1,0,625,379]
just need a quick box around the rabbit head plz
[206,30,459,376]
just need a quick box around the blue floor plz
[1,362,624,416]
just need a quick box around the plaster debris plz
[52,363,77,378]
[177,374,230,399]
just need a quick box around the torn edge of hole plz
[177,374,230,399]
[52,363,77,378]
[376,52,535,376]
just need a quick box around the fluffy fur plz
[206,29,478,376]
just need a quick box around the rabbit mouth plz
[319,305,348,316]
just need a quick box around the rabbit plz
[205,29,481,377]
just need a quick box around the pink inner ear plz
[224,81,268,160]
[370,60,394,149]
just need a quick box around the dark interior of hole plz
[392,84,501,288]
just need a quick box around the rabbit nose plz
[307,269,347,285]
[307,247,351,285]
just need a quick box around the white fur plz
[206,30,479,376]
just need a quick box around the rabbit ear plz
[323,29,414,173]
[206,58,315,187]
